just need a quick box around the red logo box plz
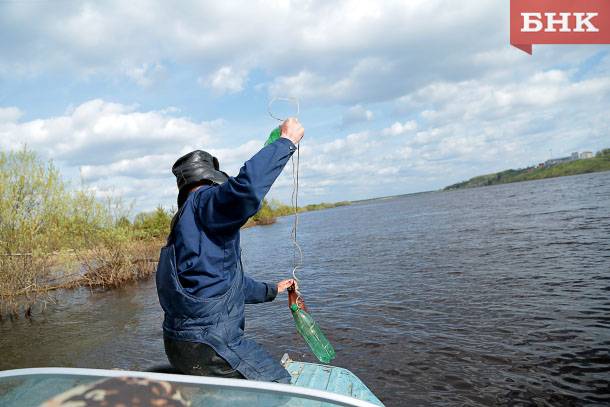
[510,0,610,54]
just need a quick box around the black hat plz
[172,150,228,206]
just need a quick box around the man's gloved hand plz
[280,117,304,145]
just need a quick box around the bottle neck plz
[288,284,297,307]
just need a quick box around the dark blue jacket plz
[156,137,296,383]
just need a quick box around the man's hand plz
[277,279,297,294]
[280,117,304,145]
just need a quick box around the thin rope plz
[268,97,299,122]
[291,145,303,300]
[268,96,304,303]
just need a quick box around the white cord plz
[268,97,300,122]
[290,146,303,295]
[269,96,304,302]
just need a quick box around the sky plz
[0,0,608,213]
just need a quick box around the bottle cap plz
[290,304,299,312]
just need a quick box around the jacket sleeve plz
[195,137,296,232]
[243,275,278,304]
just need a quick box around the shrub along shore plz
[0,148,349,319]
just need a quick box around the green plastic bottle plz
[264,127,281,146]
[290,303,336,363]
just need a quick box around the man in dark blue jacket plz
[156,118,304,384]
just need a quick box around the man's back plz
[172,186,239,298]
[156,118,304,383]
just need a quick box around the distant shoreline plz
[350,190,436,204]
[243,199,351,228]
[444,149,610,191]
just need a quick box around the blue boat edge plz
[282,354,384,406]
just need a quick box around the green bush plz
[596,148,610,158]
[133,206,173,240]
[251,199,276,225]
[0,148,115,253]
[0,147,143,317]
[268,199,295,216]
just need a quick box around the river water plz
[2,172,609,406]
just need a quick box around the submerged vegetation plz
[445,148,610,190]
[0,148,349,318]
[0,148,159,318]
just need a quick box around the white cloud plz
[200,66,248,94]
[397,70,610,142]
[1,1,609,207]
[207,140,262,174]
[80,154,173,182]
[0,99,220,166]
[0,0,504,101]
[0,99,228,212]
[382,121,417,136]
[268,58,398,103]
[2,59,608,211]
[269,62,610,200]
[0,107,23,123]
[342,105,374,127]
[392,70,610,179]
[268,70,335,101]
[125,62,167,87]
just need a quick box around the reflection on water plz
[2,171,610,406]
